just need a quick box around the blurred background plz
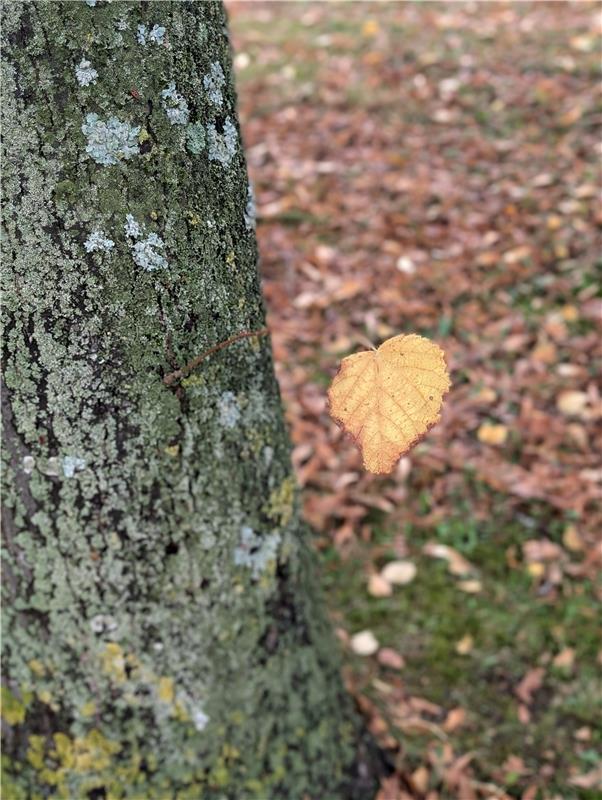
[227,3,601,798]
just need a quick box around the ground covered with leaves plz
[228,3,601,798]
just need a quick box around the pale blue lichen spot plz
[137,23,166,45]
[22,455,35,475]
[84,230,115,253]
[132,234,168,272]
[161,83,190,126]
[124,213,142,239]
[192,707,209,732]
[84,0,97,6]
[218,391,240,429]
[90,614,117,634]
[75,58,98,87]
[263,446,273,467]
[207,117,238,167]
[123,214,168,271]
[244,184,256,231]
[149,24,166,44]
[203,62,225,108]
[81,113,140,165]
[62,455,87,478]
[234,526,281,579]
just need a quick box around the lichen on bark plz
[1,2,370,798]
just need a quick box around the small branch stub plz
[163,327,269,387]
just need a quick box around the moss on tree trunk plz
[1,2,373,797]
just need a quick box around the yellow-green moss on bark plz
[1,3,368,797]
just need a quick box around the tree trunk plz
[1,3,374,797]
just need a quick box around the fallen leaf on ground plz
[477,423,508,445]
[457,579,482,593]
[515,667,545,704]
[423,542,476,576]
[563,524,584,551]
[350,630,379,656]
[527,562,545,578]
[368,573,393,597]
[411,765,430,793]
[377,648,405,669]
[380,560,417,585]
[456,634,474,655]
[552,647,575,671]
[523,539,563,562]
[328,333,451,474]
[443,707,466,732]
[557,390,588,416]
[568,766,602,789]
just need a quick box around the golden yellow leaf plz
[327,334,450,474]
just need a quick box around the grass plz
[322,491,601,796]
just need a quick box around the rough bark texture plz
[1,3,370,797]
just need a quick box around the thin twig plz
[163,327,269,387]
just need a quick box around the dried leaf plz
[457,579,482,594]
[350,630,379,656]
[368,573,393,597]
[552,647,575,671]
[423,542,475,576]
[563,524,584,552]
[411,765,430,793]
[380,560,417,585]
[328,334,450,474]
[377,647,405,669]
[456,634,474,655]
[477,423,508,445]
[515,667,545,704]
[443,707,466,732]
[557,390,588,417]
[568,766,602,789]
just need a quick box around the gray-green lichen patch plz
[161,82,190,126]
[185,121,206,155]
[75,57,98,86]
[203,61,225,108]
[207,117,238,166]
[244,184,256,231]
[217,390,240,428]
[124,214,168,271]
[84,229,114,252]
[61,455,86,478]
[233,526,281,579]
[132,232,168,271]
[81,113,140,165]
[137,23,166,46]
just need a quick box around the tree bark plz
[1,3,374,797]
